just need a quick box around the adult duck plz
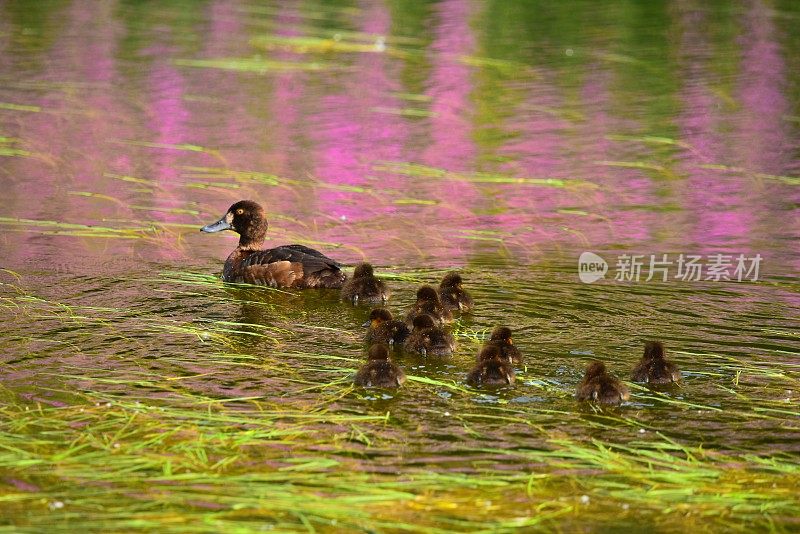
[201,200,346,288]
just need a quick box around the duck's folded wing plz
[281,244,342,266]
[242,246,341,275]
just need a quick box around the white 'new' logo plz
[578,252,608,284]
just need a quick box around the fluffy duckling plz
[201,200,346,288]
[576,361,630,404]
[340,263,389,305]
[403,314,456,357]
[364,308,410,346]
[631,341,681,384]
[482,326,522,364]
[354,344,406,388]
[405,285,453,326]
[467,346,515,387]
[438,272,474,313]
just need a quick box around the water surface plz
[0,1,799,531]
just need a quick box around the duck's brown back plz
[577,375,630,404]
[632,358,681,384]
[354,360,405,388]
[467,359,515,387]
[224,245,346,288]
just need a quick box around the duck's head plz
[440,272,463,289]
[353,263,375,279]
[364,307,393,328]
[478,345,503,362]
[490,326,513,344]
[367,343,391,361]
[643,341,665,361]
[416,285,440,304]
[201,200,268,248]
[411,313,436,330]
[584,360,607,378]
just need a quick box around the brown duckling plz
[482,326,522,364]
[201,200,346,288]
[403,314,456,357]
[340,263,389,305]
[576,361,630,404]
[354,344,406,388]
[438,272,474,312]
[467,346,515,387]
[405,285,453,326]
[364,308,410,346]
[631,341,681,384]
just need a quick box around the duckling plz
[438,272,474,312]
[364,308,410,346]
[354,344,406,388]
[405,285,453,326]
[631,341,681,384]
[576,361,630,404]
[201,200,346,288]
[340,263,389,305]
[467,346,515,387]
[403,314,456,357]
[482,326,522,364]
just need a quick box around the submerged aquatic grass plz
[2,271,798,531]
[0,389,797,532]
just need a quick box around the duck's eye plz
[235,208,244,215]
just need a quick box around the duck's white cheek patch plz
[225,212,234,224]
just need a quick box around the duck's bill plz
[200,217,231,233]
[361,320,371,328]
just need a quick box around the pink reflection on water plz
[578,67,655,244]
[737,0,790,175]
[310,1,408,226]
[423,0,476,173]
[413,0,481,263]
[8,0,138,267]
[422,0,479,229]
[202,0,267,177]
[493,64,656,250]
[494,75,571,247]
[677,6,753,251]
[736,0,800,275]
[269,2,305,180]
[147,55,190,243]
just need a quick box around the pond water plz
[1,0,799,531]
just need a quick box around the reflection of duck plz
[467,346,515,387]
[201,200,346,288]
[438,272,474,313]
[364,308,410,346]
[631,341,681,384]
[354,344,405,388]
[340,263,388,305]
[482,326,522,364]
[576,361,630,404]
[405,285,453,326]
[403,314,456,357]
